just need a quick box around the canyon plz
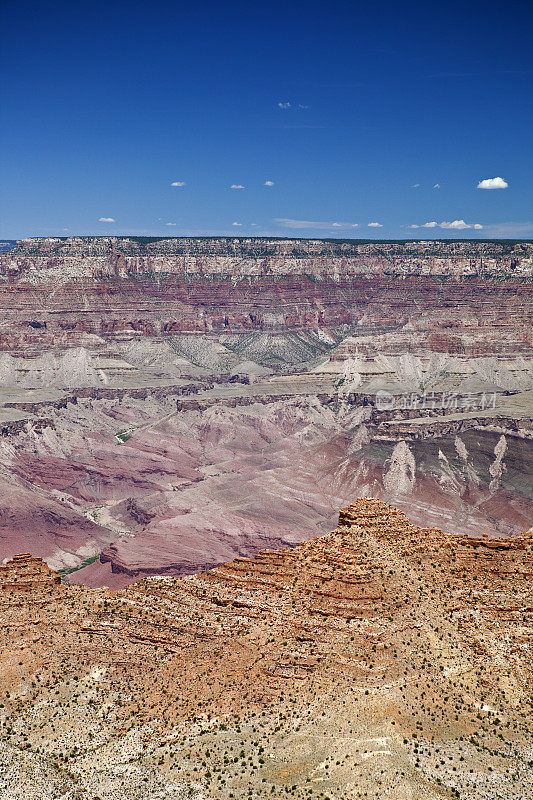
[0,236,532,798]
[0,236,531,586]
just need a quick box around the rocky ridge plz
[1,498,532,799]
[10,235,533,259]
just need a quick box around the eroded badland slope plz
[1,499,532,799]
[0,237,532,586]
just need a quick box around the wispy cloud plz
[165,222,177,226]
[170,181,186,187]
[433,183,440,189]
[277,101,309,110]
[230,184,245,190]
[98,217,115,222]
[275,218,358,230]
[477,221,533,236]
[264,180,275,186]
[477,176,508,189]
[368,222,383,227]
[410,183,420,188]
[231,221,242,226]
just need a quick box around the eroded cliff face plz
[1,236,531,339]
[8,234,533,260]
[0,237,531,587]
[1,499,532,799]
[0,389,530,589]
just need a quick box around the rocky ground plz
[0,499,532,799]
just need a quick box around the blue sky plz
[1,0,532,240]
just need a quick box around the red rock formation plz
[1,498,531,798]
[0,553,61,591]
[0,238,531,342]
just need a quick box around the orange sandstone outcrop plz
[1,498,532,799]
[0,553,61,591]
[1,498,531,711]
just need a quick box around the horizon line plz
[4,235,533,244]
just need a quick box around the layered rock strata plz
[0,499,531,799]
[0,553,61,591]
[1,237,531,340]
[0,236,531,590]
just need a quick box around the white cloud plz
[298,104,309,110]
[412,219,484,230]
[410,219,483,230]
[165,222,177,226]
[433,183,440,189]
[440,220,470,229]
[232,221,242,226]
[264,180,275,186]
[410,183,420,188]
[368,222,383,227]
[439,219,483,229]
[275,218,359,230]
[171,181,186,187]
[278,102,291,109]
[230,184,245,189]
[477,176,508,189]
[98,217,115,222]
